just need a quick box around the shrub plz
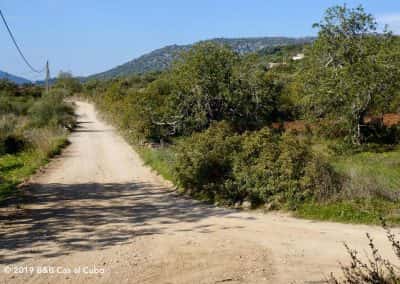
[24,128,67,155]
[234,131,340,208]
[0,95,34,116]
[175,125,341,207]
[363,121,400,145]
[174,121,241,203]
[300,156,341,202]
[28,91,75,129]
[232,128,281,205]
[275,132,313,206]
[0,135,26,155]
[329,225,400,283]
[0,115,27,155]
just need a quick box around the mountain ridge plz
[88,36,314,80]
[0,71,31,84]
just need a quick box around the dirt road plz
[0,101,397,284]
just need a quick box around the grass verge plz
[135,145,176,182]
[0,137,69,203]
[296,142,400,225]
[332,147,400,193]
[296,199,400,225]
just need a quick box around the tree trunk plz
[356,122,361,145]
[352,112,366,145]
[350,113,361,145]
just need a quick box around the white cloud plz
[377,13,400,34]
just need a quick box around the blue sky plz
[1,0,400,80]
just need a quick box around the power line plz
[0,8,44,73]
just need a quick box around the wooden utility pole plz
[45,60,50,94]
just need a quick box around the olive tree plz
[169,42,239,133]
[301,5,400,144]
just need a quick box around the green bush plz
[0,94,34,116]
[300,155,340,202]
[0,82,76,202]
[174,125,340,207]
[0,87,76,157]
[28,91,75,129]
[232,128,281,205]
[275,133,313,206]
[0,115,27,155]
[233,131,340,208]
[174,122,241,203]
[0,135,26,155]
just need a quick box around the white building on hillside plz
[292,53,305,61]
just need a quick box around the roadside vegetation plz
[0,79,76,203]
[328,221,400,284]
[81,5,400,225]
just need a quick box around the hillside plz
[0,71,31,84]
[88,37,314,80]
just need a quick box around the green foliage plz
[174,125,339,207]
[232,128,280,205]
[86,43,294,141]
[28,90,76,129]
[136,145,176,182]
[333,147,400,200]
[258,43,309,62]
[233,131,339,208]
[169,42,239,133]
[0,95,34,115]
[297,199,400,225]
[0,83,75,201]
[0,115,21,153]
[174,122,241,203]
[87,76,172,142]
[300,5,400,144]
[0,79,18,94]
[0,135,26,155]
[0,138,68,203]
[228,55,283,130]
[166,43,289,134]
[54,71,82,94]
[363,123,400,145]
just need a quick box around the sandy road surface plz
[0,101,398,284]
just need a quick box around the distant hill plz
[88,37,314,80]
[34,77,58,86]
[0,71,31,84]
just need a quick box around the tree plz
[301,5,400,144]
[165,42,286,134]
[168,42,239,133]
[229,54,283,130]
[55,71,82,94]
